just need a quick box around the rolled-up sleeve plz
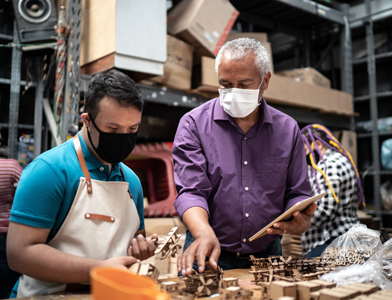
[172,115,212,219]
[284,124,312,210]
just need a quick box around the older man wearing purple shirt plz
[173,38,316,275]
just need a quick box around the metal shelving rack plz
[0,0,81,159]
[350,0,392,222]
[3,0,381,189]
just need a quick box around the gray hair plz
[215,38,270,79]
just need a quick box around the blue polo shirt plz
[10,131,144,241]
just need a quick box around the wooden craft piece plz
[196,275,214,297]
[219,277,239,290]
[160,281,179,293]
[154,226,182,260]
[128,262,160,281]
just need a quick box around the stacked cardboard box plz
[264,74,354,116]
[277,68,330,88]
[167,0,239,56]
[80,0,167,76]
[150,35,194,91]
[80,0,354,116]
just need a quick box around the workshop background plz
[1,0,392,275]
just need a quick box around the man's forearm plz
[8,243,104,283]
[182,206,214,239]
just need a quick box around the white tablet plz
[249,192,327,241]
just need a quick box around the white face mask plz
[219,81,263,118]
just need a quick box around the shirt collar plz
[78,132,120,172]
[213,96,273,125]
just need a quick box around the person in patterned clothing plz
[300,124,362,258]
[0,135,23,299]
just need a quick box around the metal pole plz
[8,22,22,159]
[62,0,82,141]
[365,0,382,221]
[33,56,44,158]
[339,3,355,132]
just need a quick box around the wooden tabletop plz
[12,269,255,300]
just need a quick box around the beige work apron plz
[17,134,140,297]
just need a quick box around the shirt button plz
[245,213,249,217]
[244,137,247,140]
[236,252,240,257]
[100,167,104,171]
[243,239,247,243]
[244,161,248,165]
[245,187,249,191]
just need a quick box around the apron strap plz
[73,134,93,194]
[119,167,133,199]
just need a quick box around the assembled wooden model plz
[322,246,376,266]
[249,255,334,284]
[155,226,183,260]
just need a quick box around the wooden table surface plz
[11,269,255,300]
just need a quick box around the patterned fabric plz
[301,149,359,255]
[0,158,22,233]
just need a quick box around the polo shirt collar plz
[77,132,120,172]
[213,96,273,125]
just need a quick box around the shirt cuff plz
[174,193,210,220]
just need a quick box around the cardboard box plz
[227,32,268,44]
[297,281,322,300]
[340,283,379,295]
[225,32,274,73]
[167,0,239,56]
[81,0,166,76]
[264,74,354,116]
[277,68,331,89]
[150,35,194,90]
[192,56,219,94]
[144,217,186,237]
[319,287,360,300]
[332,130,358,166]
[309,280,336,289]
[269,281,297,300]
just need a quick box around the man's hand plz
[266,203,317,235]
[179,206,222,276]
[178,231,220,276]
[128,233,158,261]
[102,256,140,270]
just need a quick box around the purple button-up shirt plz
[173,97,312,254]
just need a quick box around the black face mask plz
[306,151,320,166]
[87,114,137,164]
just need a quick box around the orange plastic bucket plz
[90,266,168,300]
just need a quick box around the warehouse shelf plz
[354,91,392,102]
[353,50,392,65]
[358,131,392,138]
[0,33,12,41]
[0,123,34,130]
[138,84,208,109]
[363,210,392,216]
[135,83,353,129]
[360,170,392,176]
[0,78,31,87]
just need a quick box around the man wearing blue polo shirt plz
[7,70,157,297]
